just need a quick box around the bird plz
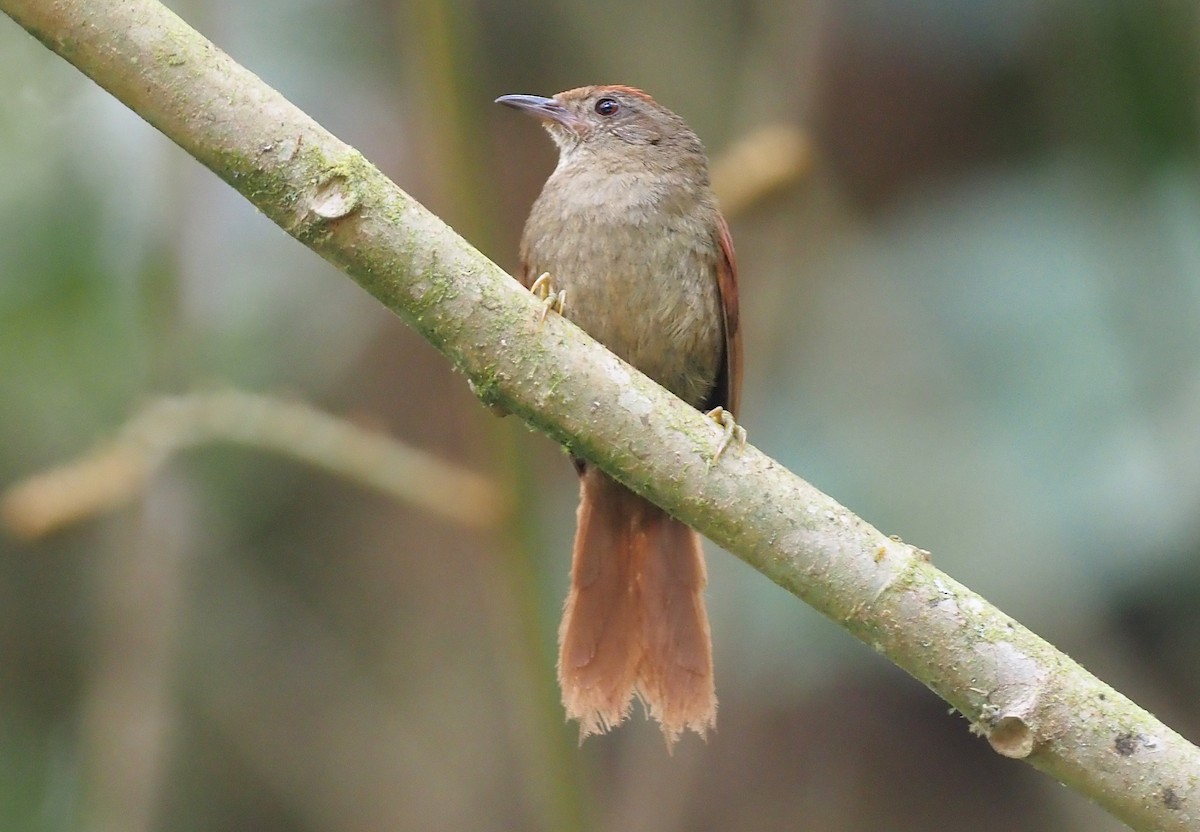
[496,85,742,746]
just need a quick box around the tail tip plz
[564,685,717,749]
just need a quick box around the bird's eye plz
[594,98,619,117]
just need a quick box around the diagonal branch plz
[2,1,1197,828]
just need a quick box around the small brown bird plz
[496,85,742,745]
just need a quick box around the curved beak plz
[495,94,585,134]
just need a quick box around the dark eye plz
[594,98,619,117]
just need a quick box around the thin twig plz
[711,124,812,218]
[1,390,503,537]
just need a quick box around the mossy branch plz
[2,1,1198,828]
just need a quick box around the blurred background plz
[2,0,1199,829]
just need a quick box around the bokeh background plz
[3,0,1200,829]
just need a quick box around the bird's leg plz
[705,406,746,464]
[530,272,566,324]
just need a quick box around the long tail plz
[557,467,715,746]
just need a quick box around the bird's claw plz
[530,272,566,325]
[706,406,746,465]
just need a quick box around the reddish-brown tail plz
[557,467,715,746]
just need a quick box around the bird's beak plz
[495,94,585,134]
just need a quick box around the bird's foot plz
[705,406,746,465]
[530,272,566,325]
